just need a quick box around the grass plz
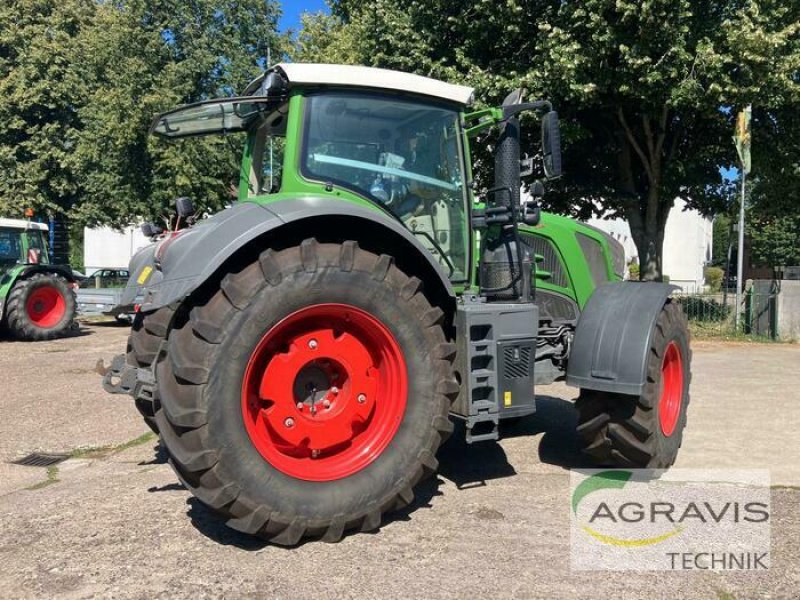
[69,431,156,460]
[22,432,156,493]
[26,466,60,491]
[688,321,787,343]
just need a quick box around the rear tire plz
[126,307,175,433]
[155,239,458,544]
[575,301,691,469]
[5,273,76,341]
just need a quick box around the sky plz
[279,0,329,32]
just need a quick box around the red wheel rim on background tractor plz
[25,286,67,329]
[658,341,684,436]
[241,303,408,481]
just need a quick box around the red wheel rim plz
[241,303,408,481]
[25,286,66,328]
[658,341,684,436]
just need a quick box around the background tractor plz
[0,218,77,341]
[103,63,691,545]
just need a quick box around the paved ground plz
[0,323,798,599]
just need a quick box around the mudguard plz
[18,264,77,283]
[565,282,678,396]
[132,198,456,312]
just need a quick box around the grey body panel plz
[120,243,160,307]
[137,198,455,312]
[452,296,538,442]
[565,282,677,395]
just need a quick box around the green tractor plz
[103,64,691,544]
[0,218,77,340]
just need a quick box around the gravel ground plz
[0,323,798,599]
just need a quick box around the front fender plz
[18,264,77,283]
[565,282,678,396]
[137,198,455,312]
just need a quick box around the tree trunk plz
[616,107,675,281]
[631,221,665,281]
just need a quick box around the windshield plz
[301,92,470,281]
[0,227,23,266]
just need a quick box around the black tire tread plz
[126,306,176,432]
[5,273,77,341]
[575,301,692,469]
[156,239,457,544]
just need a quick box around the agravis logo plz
[571,470,684,547]
[569,469,771,571]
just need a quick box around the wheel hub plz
[25,286,67,328]
[241,304,407,481]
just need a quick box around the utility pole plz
[734,171,746,330]
[733,105,751,332]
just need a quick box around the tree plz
[0,0,96,218]
[295,0,800,280]
[71,0,285,227]
[747,214,800,267]
[0,0,284,227]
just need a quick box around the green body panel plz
[520,212,621,309]
[0,264,27,304]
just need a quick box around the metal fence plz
[673,283,779,339]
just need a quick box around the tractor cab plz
[0,218,50,269]
[150,64,559,287]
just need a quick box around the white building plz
[585,198,713,292]
[83,225,150,273]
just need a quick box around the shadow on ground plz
[164,395,589,550]
[0,324,94,341]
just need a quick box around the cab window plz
[300,92,470,281]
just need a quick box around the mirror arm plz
[502,101,552,120]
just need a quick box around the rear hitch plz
[98,354,138,395]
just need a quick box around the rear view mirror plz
[541,111,562,179]
[176,197,196,219]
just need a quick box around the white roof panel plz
[0,218,48,231]
[272,63,474,106]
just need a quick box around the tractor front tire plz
[575,301,691,469]
[5,273,77,341]
[155,239,457,544]
[126,307,175,433]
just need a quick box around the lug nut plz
[357,393,366,404]
[331,386,339,394]
[323,399,331,408]
[296,402,304,410]
[284,417,295,428]
[308,339,318,349]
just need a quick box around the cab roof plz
[0,218,48,231]
[249,63,475,106]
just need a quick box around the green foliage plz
[712,213,733,267]
[679,295,731,322]
[747,213,800,267]
[0,0,95,218]
[704,266,725,292]
[628,261,640,280]
[295,1,800,281]
[0,0,285,227]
